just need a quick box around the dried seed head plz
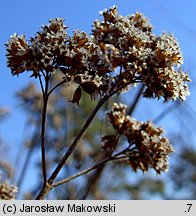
[108,103,174,174]
[93,6,191,101]
[0,181,18,200]
[6,6,191,102]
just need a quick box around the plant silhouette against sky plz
[5,6,190,199]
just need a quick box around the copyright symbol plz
[3,204,16,214]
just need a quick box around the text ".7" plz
[185,204,192,213]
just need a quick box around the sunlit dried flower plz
[6,34,29,75]
[107,103,127,133]
[143,67,191,101]
[6,6,190,102]
[6,19,113,102]
[93,6,191,101]
[0,180,18,200]
[108,103,174,174]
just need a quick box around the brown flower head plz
[6,19,113,102]
[29,18,69,75]
[0,181,18,200]
[108,103,174,174]
[6,7,191,102]
[64,31,113,99]
[93,6,191,101]
[6,34,29,75]
[6,18,68,77]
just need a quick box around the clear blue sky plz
[0,0,196,197]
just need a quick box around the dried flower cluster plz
[4,5,192,198]
[0,181,18,200]
[6,6,190,102]
[108,103,174,174]
[93,6,191,100]
[6,18,112,101]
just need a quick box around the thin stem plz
[48,97,106,184]
[47,79,67,97]
[78,83,142,199]
[35,98,106,199]
[35,80,132,199]
[40,70,46,79]
[40,74,50,184]
[127,84,145,115]
[38,75,45,95]
[53,157,113,188]
[76,134,120,199]
[52,149,127,188]
[48,81,132,184]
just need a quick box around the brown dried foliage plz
[108,103,174,174]
[0,181,18,200]
[6,7,190,102]
[93,6,191,101]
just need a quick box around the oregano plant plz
[5,6,190,199]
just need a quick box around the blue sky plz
[0,0,196,198]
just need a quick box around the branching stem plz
[35,80,132,199]
[39,73,50,185]
[47,79,67,97]
[52,150,128,188]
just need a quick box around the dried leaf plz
[81,81,98,96]
[69,86,82,106]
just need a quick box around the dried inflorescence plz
[93,6,191,101]
[4,6,191,193]
[0,181,18,200]
[6,6,190,102]
[6,19,69,76]
[6,18,112,101]
[108,103,174,174]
